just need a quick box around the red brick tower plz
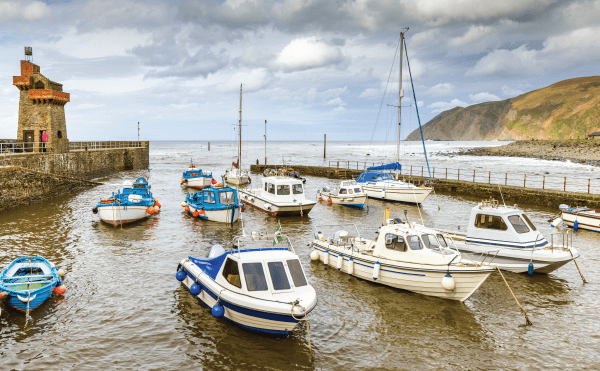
[13,47,70,153]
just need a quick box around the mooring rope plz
[496,266,532,326]
[569,249,587,283]
[290,300,312,355]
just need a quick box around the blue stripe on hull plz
[341,204,364,208]
[465,238,549,249]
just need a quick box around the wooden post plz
[588,178,591,194]
[337,161,339,169]
[446,168,448,179]
[524,174,526,188]
[543,176,545,189]
[421,166,423,177]
[324,134,326,158]
[433,168,435,178]
[564,177,566,192]
[473,170,475,182]
[458,169,460,181]
[505,173,507,186]
[208,142,210,151]
[410,165,413,177]
[488,171,491,184]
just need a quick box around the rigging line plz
[404,39,432,184]
[366,36,401,163]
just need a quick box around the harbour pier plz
[250,163,600,209]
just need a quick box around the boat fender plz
[381,189,386,199]
[310,250,319,261]
[18,293,37,302]
[373,261,381,280]
[185,206,190,212]
[0,291,7,300]
[58,269,65,277]
[212,179,217,185]
[154,200,161,208]
[337,253,343,271]
[190,283,201,296]
[154,206,160,213]
[181,202,188,207]
[348,257,354,276]
[199,210,205,215]
[212,303,225,318]
[147,207,154,214]
[265,204,271,210]
[442,274,455,291]
[327,198,332,203]
[176,270,186,282]
[324,250,329,266]
[241,205,247,212]
[92,207,98,214]
[528,263,534,275]
[574,219,579,230]
[54,285,66,295]
[193,210,199,217]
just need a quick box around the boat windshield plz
[354,188,361,193]
[508,215,530,234]
[219,191,235,204]
[267,262,291,290]
[286,259,307,287]
[222,257,241,288]
[422,234,449,250]
[385,234,406,251]
[203,192,216,203]
[277,185,290,195]
[292,184,303,194]
[242,262,269,291]
[373,173,394,181]
[406,235,423,250]
[521,214,537,231]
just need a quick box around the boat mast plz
[397,30,405,163]
[238,83,242,171]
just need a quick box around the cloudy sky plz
[1,0,599,141]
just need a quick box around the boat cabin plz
[189,186,238,207]
[121,177,151,196]
[356,171,395,183]
[336,180,363,195]
[182,165,211,179]
[260,177,305,203]
[465,201,547,248]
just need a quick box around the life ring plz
[215,183,223,188]
[18,293,37,303]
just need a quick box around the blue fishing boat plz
[92,177,160,226]
[182,184,243,223]
[176,228,317,336]
[0,257,65,313]
[181,161,214,189]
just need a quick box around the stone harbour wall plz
[1,143,149,180]
[0,166,98,212]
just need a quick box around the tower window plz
[57,131,62,138]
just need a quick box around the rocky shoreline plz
[452,140,600,166]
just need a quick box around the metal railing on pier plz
[327,160,600,195]
[0,141,51,154]
[69,141,145,151]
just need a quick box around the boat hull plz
[187,205,240,223]
[362,185,432,204]
[317,192,367,208]
[7,284,54,312]
[97,205,151,226]
[185,177,213,189]
[311,241,492,302]
[561,211,600,232]
[225,174,249,185]
[179,266,313,336]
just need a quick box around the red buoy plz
[147,207,154,214]
[212,179,217,184]
[54,285,66,295]
[199,210,205,215]
[185,206,190,212]
[193,210,199,217]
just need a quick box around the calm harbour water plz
[1,141,599,370]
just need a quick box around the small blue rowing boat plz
[182,184,243,223]
[0,257,64,313]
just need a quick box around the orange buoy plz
[154,206,160,213]
[241,205,247,212]
[327,198,332,203]
[185,206,190,212]
[212,179,217,184]
[199,210,205,215]
[193,210,199,217]
[147,207,154,214]
[181,178,185,184]
[154,201,161,208]
[54,285,66,295]
[0,291,8,299]
[318,196,322,200]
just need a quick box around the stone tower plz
[13,50,70,153]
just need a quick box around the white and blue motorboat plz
[317,180,367,208]
[93,177,159,227]
[356,163,432,204]
[0,257,65,313]
[182,184,243,223]
[436,200,578,274]
[181,161,214,189]
[176,230,317,336]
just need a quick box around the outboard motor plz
[558,204,570,211]
[207,244,226,258]
[322,185,331,193]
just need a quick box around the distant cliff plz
[406,76,600,140]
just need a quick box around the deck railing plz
[69,141,145,151]
[327,161,600,195]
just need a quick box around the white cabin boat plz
[559,204,600,232]
[440,201,578,274]
[238,177,316,216]
[310,222,494,302]
[176,232,317,336]
[356,169,432,204]
[317,181,367,208]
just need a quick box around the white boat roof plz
[473,203,525,215]
[231,248,299,261]
[262,176,303,185]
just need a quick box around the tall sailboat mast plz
[238,83,242,170]
[397,30,405,163]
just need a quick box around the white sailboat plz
[356,30,433,204]
[224,84,250,186]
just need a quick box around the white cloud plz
[417,101,424,107]
[327,97,346,106]
[467,26,600,76]
[275,37,345,72]
[428,98,468,113]
[501,85,524,96]
[359,88,380,98]
[333,106,346,112]
[306,86,347,101]
[0,1,49,21]
[218,68,275,93]
[469,92,501,102]
[71,103,105,110]
[427,83,454,96]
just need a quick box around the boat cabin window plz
[508,215,530,234]
[406,235,423,250]
[373,174,394,181]
[292,184,303,194]
[354,188,361,193]
[242,263,269,291]
[521,214,537,231]
[277,185,290,195]
[203,191,215,203]
[342,182,350,186]
[267,261,291,290]
[348,189,354,194]
[264,182,268,191]
[422,234,447,249]
[474,214,508,230]
[268,183,275,194]
[385,234,406,251]
[286,259,308,287]
[219,191,235,204]
[340,188,347,194]
[222,257,241,288]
